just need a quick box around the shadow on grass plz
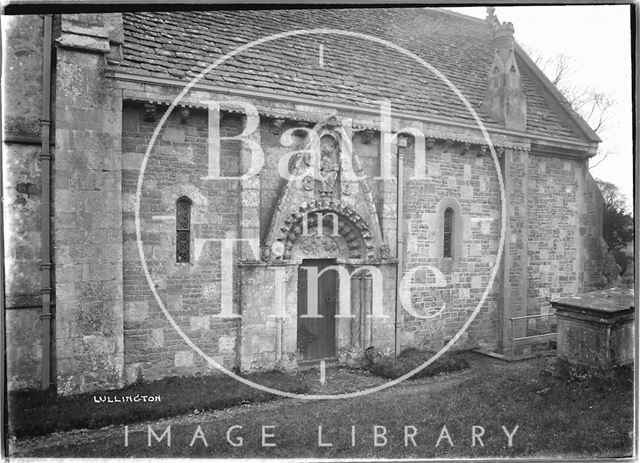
[8,370,309,439]
[362,347,469,379]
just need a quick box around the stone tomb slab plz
[551,288,634,368]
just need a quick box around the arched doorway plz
[285,206,369,362]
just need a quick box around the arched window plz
[176,197,192,263]
[443,207,454,258]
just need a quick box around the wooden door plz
[297,259,337,360]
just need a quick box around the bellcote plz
[483,7,527,131]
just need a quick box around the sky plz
[448,5,633,210]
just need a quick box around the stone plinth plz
[551,288,634,368]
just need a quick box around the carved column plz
[363,273,373,347]
[350,274,363,348]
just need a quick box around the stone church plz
[3,7,607,394]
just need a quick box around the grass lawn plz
[10,354,634,459]
[8,349,466,439]
[8,370,309,439]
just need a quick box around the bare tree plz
[595,179,628,211]
[524,49,572,87]
[522,45,615,137]
[562,86,614,135]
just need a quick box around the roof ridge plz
[436,7,488,25]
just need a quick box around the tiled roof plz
[120,8,585,142]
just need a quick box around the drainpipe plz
[394,135,408,356]
[40,14,53,391]
[0,33,5,435]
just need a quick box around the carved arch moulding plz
[262,114,385,263]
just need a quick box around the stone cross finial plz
[486,7,500,30]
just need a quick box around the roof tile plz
[120,8,584,141]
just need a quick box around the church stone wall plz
[121,104,400,378]
[525,155,607,333]
[238,263,298,371]
[527,156,582,313]
[121,103,242,384]
[114,99,609,379]
[400,142,502,353]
